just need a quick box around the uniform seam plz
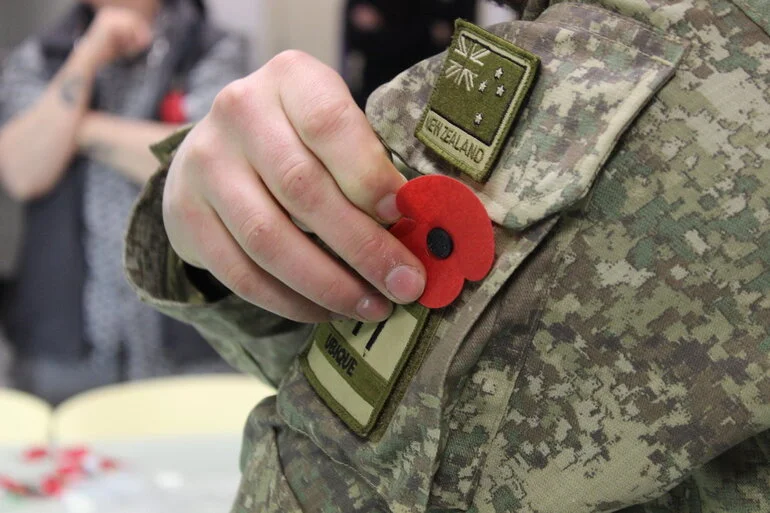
[532,18,678,66]
[558,2,684,46]
[469,218,574,509]
[731,0,770,29]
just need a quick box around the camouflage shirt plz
[125,0,770,511]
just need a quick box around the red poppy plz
[0,475,26,495]
[40,476,63,497]
[55,462,83,479]
[390,175,495,308]
[60,446,89,463]
[22,446,49,462]
[159,89,187,124]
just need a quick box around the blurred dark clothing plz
[0,0,246,404]
[0,189,22,279]
[0,334,9,388]
[0,190,19,388]
[344,0,477,108]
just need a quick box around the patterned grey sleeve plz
[184,33,248,122]
[0,39,48,126]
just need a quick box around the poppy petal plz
[420,257,465,308]
[391,175,495,308]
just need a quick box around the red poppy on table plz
[60,446,89,463]
[0,475,26,495]
[55,462,83,479]
[40,476,63,497]
[22,446,49,462]
[390,175,495,308]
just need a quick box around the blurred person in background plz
[0,0,247,403]
[0,333,10,387]
[343,0,477,108]
[0,185,21,388]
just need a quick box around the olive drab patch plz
[300,303,434,437]
[416,19,539,182]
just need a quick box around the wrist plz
[76,112,96,149]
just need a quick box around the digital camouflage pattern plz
[125,0,770,511]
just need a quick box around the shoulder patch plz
[301,303,434,437]
[416,19,539,182]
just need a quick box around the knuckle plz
[315,277,349,310]
[212,79,250,118]
[356,166,387,200]
[183,138,216,170]
[278,157,321,210]
[347,230,388,269]
[182,127,219,170]
[266,49,309,75]
[222,263,259,301]
[301,97,352,141]
[239,210,277,261]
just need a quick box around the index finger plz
[276,51,407,224]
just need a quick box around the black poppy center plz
[427,227,453,260]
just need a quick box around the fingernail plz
[356,294,393,322]
[375,193,401,224]
[385,265,425,303]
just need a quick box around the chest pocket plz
[276,4,686,512]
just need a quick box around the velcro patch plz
[301,303,433,437]
[416,19,539,182]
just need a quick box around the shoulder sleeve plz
[0,39,49,126]
[125,129,313,387]
[184,32,248,122]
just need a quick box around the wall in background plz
[206,0,265,71]
[262,0,345,69]
[0,1,515,70]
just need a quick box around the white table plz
[0,435,242,513]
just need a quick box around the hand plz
[163,51,426,323]
[78,7,153,69]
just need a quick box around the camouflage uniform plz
[125,0,770,511]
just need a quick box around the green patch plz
[416,19,539,182]
[300,303,432,437]
[760,337,770,353]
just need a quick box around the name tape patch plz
[416,19,539,182]
[301,303,431,437]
